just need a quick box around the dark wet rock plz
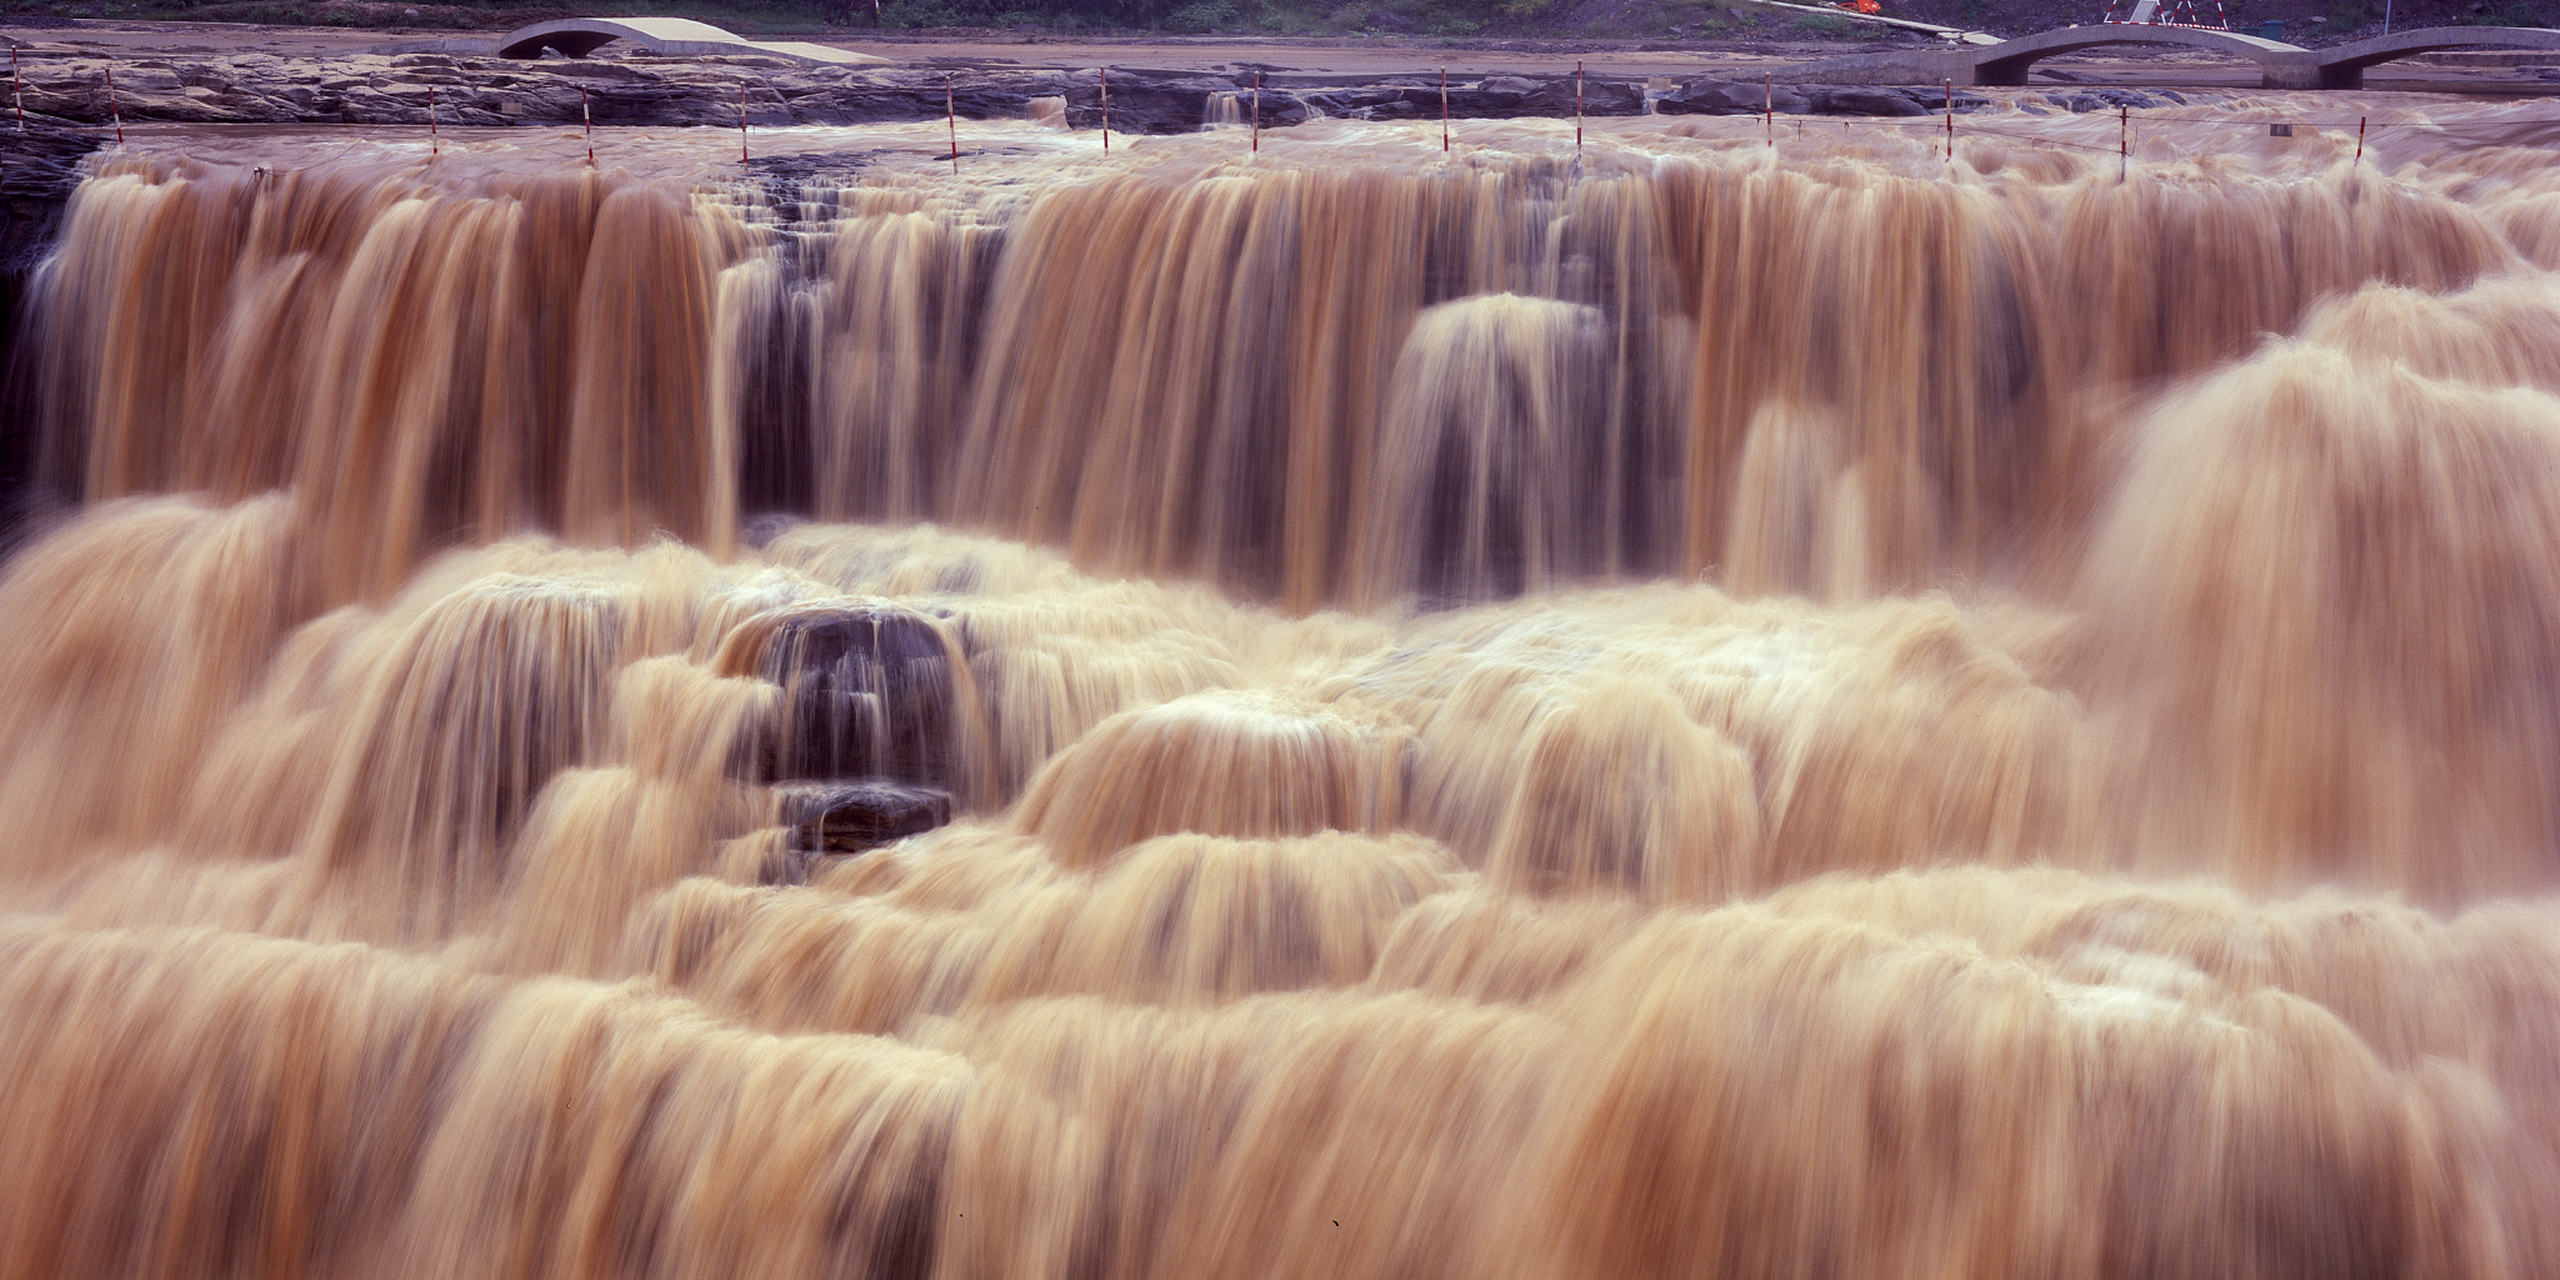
[2051,91,2161,112]
[1299,73,1641,122]
[756,780,953,885]
[1299,85,1411,119]
[758,605,959,788]
[1883,86,1991,113]
[1299,83,1456,121]
[1660,77,1811,114]
[1679,78,1996,119]
[1519,75,1645,117]
[1806,86,1932,117]
[0,128,100,243]
[2031,87,2169,112]
[1062,71,1249,133]
[2087,86,2163,109]
[0,128,100,555]
[1652,83,1734,115]
[784,780,953,852]
[1230,90,1312,128]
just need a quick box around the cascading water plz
[2,100,2559,1279]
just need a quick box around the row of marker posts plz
[0,46,1971,166]
[5,49,2385,177]
[636,65,2370,178]
[1078,60,1565,161]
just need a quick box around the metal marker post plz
[2119,105,2128,181]
[946,75,958,173]
[1943,79,1953,161]
[1251,71,1261,153]
[12,47,22,133]
[1440,67,1449,152]
[429,84,439,158]
[739,83,749,166]
[1574,60,1584,150]
[105,65,122,147]
[1100,66,1109,151]
[582,86,594,167]
[2354,115,2366,168]
[1764,73,1772,147]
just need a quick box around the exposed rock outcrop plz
[1659,77,1993,115]
[0,42,1682,135]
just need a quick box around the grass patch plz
[2468,0,2552,26]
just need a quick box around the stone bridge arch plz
[2312,26,2560,88]
[495,17,889,67]
[1967,24,2314,88]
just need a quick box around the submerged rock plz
[782,779,954,852]
[760,779,954,884]
[748,604,962,788]
[783,773,957,844]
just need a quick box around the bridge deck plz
[495,18,890,67]
[1774,22,2557,91]
[2315,26,2560,87]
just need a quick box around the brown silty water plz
[3,99,2560,1278]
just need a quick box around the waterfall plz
[2,109,2559,1280]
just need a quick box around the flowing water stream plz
[3,99,2559,1278]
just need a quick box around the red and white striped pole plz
[1099,66,1109,151]
[1440,66,1449,152]
[1574,60,1584,150]
[2354,115,2366,169]
[946,74,958,172]
[428,84,439,158]
[582,86,593,167]
[2119,105,2128,180]
[105,64,122,147]
[1943,78,1953,161]
[1763,72,1772,148]
[1251,70,1261,153]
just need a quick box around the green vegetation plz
[859,0,1561,30]
[1788,9,1891,38]
[0,0,855,34]
[0,0,1588,34]
[2468,0,2552,26]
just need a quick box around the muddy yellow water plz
[3,102,2559,1278]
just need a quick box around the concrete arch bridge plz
[494,17,889,68]
[1793,23,2560,91]
[2305,26,2560,88]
